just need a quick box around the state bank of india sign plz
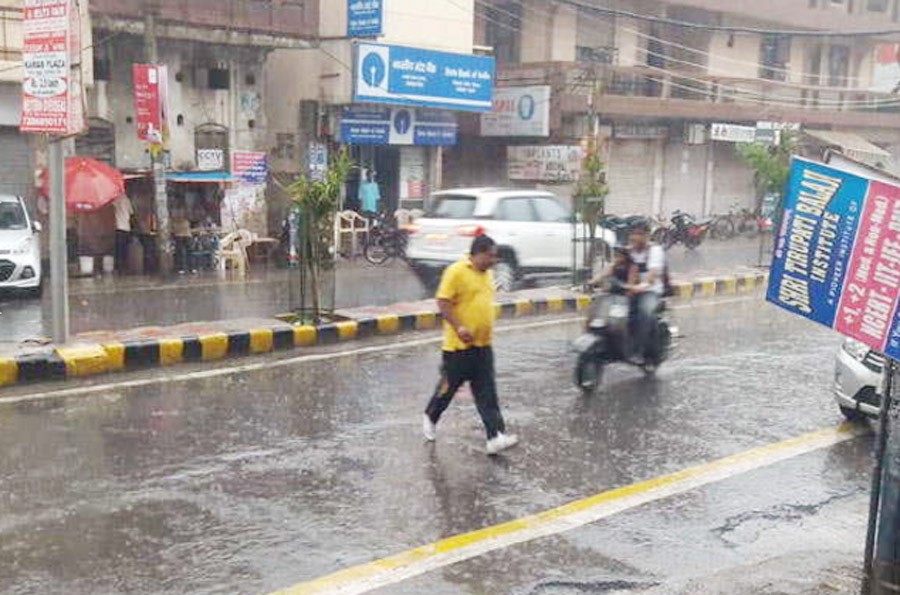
[20,0,85,135]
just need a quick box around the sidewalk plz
[0,268,768,389]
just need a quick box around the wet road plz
[0,238,764,345]
[0,292,872,594]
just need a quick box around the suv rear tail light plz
[456,225,485,238]
[400,223,420,234]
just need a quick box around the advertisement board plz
[481,86,550,137]
[354,43,495,112]
[20,0,84,135]
[768,158,900,360]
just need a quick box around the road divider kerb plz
[0,271,768,389]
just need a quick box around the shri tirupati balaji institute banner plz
[768,158,900,361]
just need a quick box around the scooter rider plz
[627,222,666,363]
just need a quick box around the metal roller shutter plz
[606,139,656,216]
[0,128,32,198]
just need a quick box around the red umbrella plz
[39,157,126,213]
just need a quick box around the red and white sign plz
[20,0,84,134]
[232,151,268,185]
[133,64,169,143]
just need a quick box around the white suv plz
[406,188,614,291]
[0,195,42,298]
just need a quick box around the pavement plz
[0,294,871,594]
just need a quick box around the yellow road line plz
[271,424,865,595]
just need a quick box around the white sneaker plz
[486,433,519,455]
[423,414,437,442]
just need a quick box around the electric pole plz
[144,5,172,275]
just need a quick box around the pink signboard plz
[834,181,900,348]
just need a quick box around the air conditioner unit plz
[685,123,708,145]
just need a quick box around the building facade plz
[462,0,900,217]
[265,0,479,220]
[53,0,318,262]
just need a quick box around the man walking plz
[423,235,519,455]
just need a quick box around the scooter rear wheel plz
[576,358,604,396]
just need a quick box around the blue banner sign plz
[354,43,495,112]
[768,158,900,360]
[340,106,458,146]
[348,0,383,38]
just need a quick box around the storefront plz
[345,42,495,213]
[338,106,457,213]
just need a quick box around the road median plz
[0,269,768,389]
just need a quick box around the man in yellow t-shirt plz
[423,235,519,456]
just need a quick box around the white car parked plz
[406,188,615,291]
[0,195,42,298]
[833,338,884,421]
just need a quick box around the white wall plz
[614,19,643,67]
[383,0,474,54]
[93,40,268,170]
[707,32,760,79]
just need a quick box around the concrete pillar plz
[703,142,715,216]
[652,139,665,216]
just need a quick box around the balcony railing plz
[498,62,900,118]
[89,0,318,39]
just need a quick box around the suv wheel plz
[494,260,517,293]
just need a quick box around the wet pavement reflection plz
[0,295,864,594]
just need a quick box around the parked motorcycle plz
[573,280,675,396]
[661,210,711,250]
[364,214,410,265]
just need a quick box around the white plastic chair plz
[335,210,370,258]
[218,229,253,276]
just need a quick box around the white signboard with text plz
[507,145,583,182]
[481,86,551,137]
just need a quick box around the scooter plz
[572,279,675,396]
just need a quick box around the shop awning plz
[167,171,233,183]
[805,130,892,165]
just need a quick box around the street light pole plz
[144,7,172,275]
[869,360,900,595]
[48,139,69,344]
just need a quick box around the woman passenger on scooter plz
[590,245,637,291]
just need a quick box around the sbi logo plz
[517,94,536,121]
[362,52,387,88]
[394,109,412,135]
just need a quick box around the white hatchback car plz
[406,188,615,291]
[0,195,42,297]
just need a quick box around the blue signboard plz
[348,0,383,38]
[340,106,458,146]
[767,158,900,361]
[354,43,495,113]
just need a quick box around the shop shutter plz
[0,128,32,198]
[606,139,656,216]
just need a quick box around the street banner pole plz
[864,360,895,594]
[48,140,69,344]
[871,360,900,595]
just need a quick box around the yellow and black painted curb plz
[0,272,767,390]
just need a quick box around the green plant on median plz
[573,139,609,271]
[285,147,352,323]
[736,132,796,224]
